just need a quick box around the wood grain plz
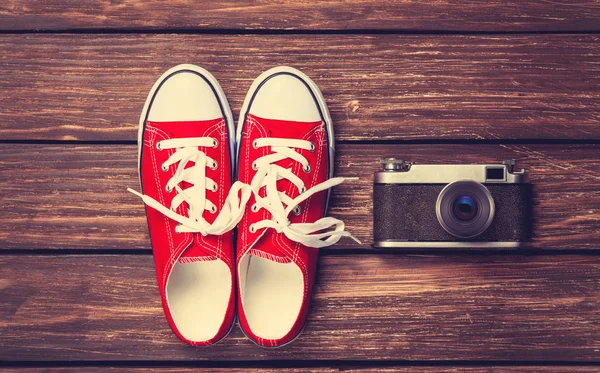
[3,368,597,373]
[0,1,599,32]
[0,143,598,251]
[0,34,598,142]
[2,254,599,361]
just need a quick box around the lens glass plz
[452,195,478,222]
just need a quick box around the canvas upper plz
[235,67,358,347]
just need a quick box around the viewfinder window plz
[486,167,505,181]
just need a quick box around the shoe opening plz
[239,253,304,340]
[165,259,231,342]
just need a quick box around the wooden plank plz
[0,143,598,251]
[0,1,598,32]
[3,368,597,372]
[2,254,599,361]
[0,34,598,142]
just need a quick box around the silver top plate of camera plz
[375,158,527,184]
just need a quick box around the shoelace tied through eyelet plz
[249,137,360,248]
[128,137,251,236]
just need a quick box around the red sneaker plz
[128,64,249,346]
[235,67,358,347]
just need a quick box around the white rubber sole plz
[236,66,336,210]
[137,64,235,185]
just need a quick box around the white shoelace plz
[248,137,360,248]
[128,137,251,236]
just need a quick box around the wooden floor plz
[1,1,599,372]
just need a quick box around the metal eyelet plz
[210,161,218,170]
[165,185,172,193]
[161,163,168,172]
[210,206,217,214]
[212,138,218,148]
[309,142,315,152]
[303,164,311,173]
[252,162,258,171]
[252,140,259,149]
[292,206,302,216]
[175,224,181,234]
[249,225,256,233]
[251,204,259,213]
[211,184,218,192]
[156,141,162,151]
[170,206,177,212]
[299,186,306,194]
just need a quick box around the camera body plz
[373,159,532,248]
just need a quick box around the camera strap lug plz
[503,159,525,174]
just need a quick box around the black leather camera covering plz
[373,183,533,242]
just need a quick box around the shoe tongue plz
[149,119,224,265]
[178,243,215,264]
[248,114,322,139]
[248,230,292,264]
[243,115,321,264]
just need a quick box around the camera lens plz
[436,181,495,238]
[452,195,478,222]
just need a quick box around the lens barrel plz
[436,181,495,238]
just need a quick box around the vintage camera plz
[373,159,532,248]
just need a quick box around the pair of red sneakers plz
[128,65,357,347]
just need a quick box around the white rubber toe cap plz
[148,70,222,122]
[248,73,321,122]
